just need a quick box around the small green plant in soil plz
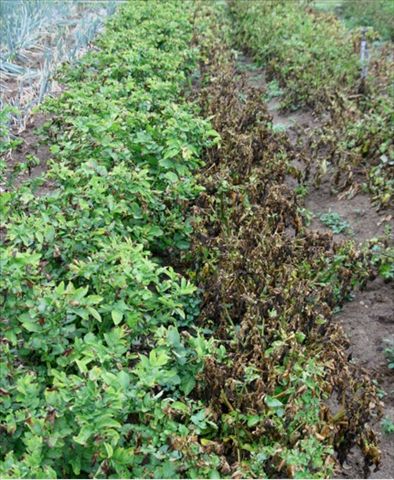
[384,337,394,369]
[265,79,283,100]
[372,380,386,399]
[319,211,352,234]
[381,418,394,434]
[271,122,287,133]
[236,58,259,73]
[0,105,22,155]
[295,184,309,198]
[370,240,394,281]
[299,207,314,226]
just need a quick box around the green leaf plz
[191,409,206,427]
[167,327,181,348]
[111,309,123,325]
[73,426,93,445]
[247,415,261,427]
[95,416,122,430]
[164,171,178,183]
[50,145,60,154]
[176,239,190,250]
[117,371,130,389]
[295,332,306,343]
[88,307,102,322]
[70,456,81,476]
[86,295,103,305]
[149,349,169,367]
[181,375,196,395]
[265,396,284,409]
[171,401,190,413]
[35,231,44,243]
[148,225,164,237]
[75,358,91,373]
[19,314,40,332]
[104,442,113,458]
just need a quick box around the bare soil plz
[337,279,394,479]
[306,181,393,245]
[238,51,394,479]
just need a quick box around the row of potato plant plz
[0,2,225,478]
[230,0,393,208]
[181,2,381,478]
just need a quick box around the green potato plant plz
[0,1,221,478]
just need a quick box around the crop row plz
[184,3,380,477]
[230,0,393,207]
[0,2,221,477]
[0,0,116,132]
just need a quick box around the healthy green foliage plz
[0,106,21,155]
[371,242,394,281]
[381,417,394,434]
[0,2,220,477]
[384,337,394,370]
[264,79,283,100]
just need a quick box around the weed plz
[271,122,287,133]
[384,337,394,369]
[265,79,283,100]
[370,241,394,281]
[319,211,352,234]
[295,184,309,198]
[299,207,314,226]
[381,418,394,434]
[0,105,21,154]
[372,380,386,399]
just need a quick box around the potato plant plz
[182,2,381,477]
[0,2,222,477]
[230,0,393,207]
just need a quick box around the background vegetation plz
[231,0,393,207]
[315,0,394,41]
